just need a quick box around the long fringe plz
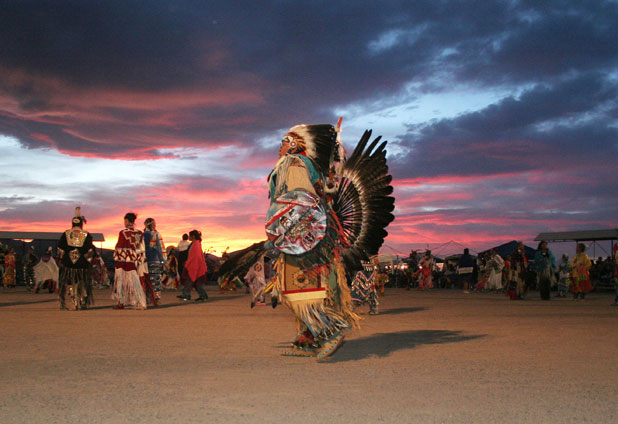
[333,253,361,328]
[59,267,94,306]
[112,269,147,309]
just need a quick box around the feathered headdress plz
[282,124,338,176]
[72,206,87,227]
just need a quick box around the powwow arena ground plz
[1,288,616,423]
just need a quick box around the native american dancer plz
[376,270,388,296]
[112,212,149,309]
[416,250,435,290]
[161,246,180,289]
[570,243,592,300]
[351,260,379,314]
[507,242,528,300]
[33,246,59,293]
[221,121,394,359]
[3,248,16,288]
[557,254,571,298]
[485,249,505,291]
[57,207,96,310]
[23,246,38,291]
[245,253,268,307]
[92,256,109,288]
[143,218,166,302]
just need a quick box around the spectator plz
[534,241,556,300]
[457,248,475,294]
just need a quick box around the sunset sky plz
[1,1,617,258]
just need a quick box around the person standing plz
[33,246,59,293]
[3,248,17,289]
[557,254,571,298]
[57,207,96,310]
[143,217,166,302]
[407,250,419,290]
[350,260,379,314]
[161,246,180,289]
[508,242,528,300]
[176,233,190,276]
[485,249,505,291]
[112,212,148,310]
[177,230,209,302]
[457,248,475,294]
[570,243,592,300]
[245,253,267,307]
[23,246,38,291]
[534,241,556,300]
[416,250,435,290]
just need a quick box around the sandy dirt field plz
[1,287,616,423]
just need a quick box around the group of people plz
[111,212,210,309]
[403,241,617,303]
[26,208,209,311]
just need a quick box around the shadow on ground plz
[323,329,485,363]
[0,298,57,308]
[379,306,426,315]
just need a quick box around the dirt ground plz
[1,286,616,424]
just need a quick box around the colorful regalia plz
[557,255,571,297]
[269,123,394,359]
[485,253,505,290]
[33,247,59,293]
[92,256,109,288]
[161,247,180,289]
[23,247,38,291]
[214,121,395,360]
[3,249,16,288]
[350,260,379,314]
[57,208,96,310]
[570,251,592,297]
[245,254,267,307]
[508,246,528,300]
[143,219,166,300]
[112,223,148,309]
[416,253,435,290]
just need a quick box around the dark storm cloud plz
[392,72,618,179]
[1,1,617,156]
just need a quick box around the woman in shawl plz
[177,230,208,302]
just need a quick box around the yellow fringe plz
[334,255,362,329]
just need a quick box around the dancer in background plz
[570,243,592,300]
[509,242,528,300]
[112,212,148,310]
[351,260,379,315]
[3,248,16,288]
[143,217,166,302]
[162,246,180,289]
[57,207,96,310]
[245,253,267,307]
[557,254,571,298]
[534,241,556,300]
[33,246,59,293]
[416,250,435,290]
[485,249,505,292]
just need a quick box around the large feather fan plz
[333,130,395,269]
[216,240,268,282]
